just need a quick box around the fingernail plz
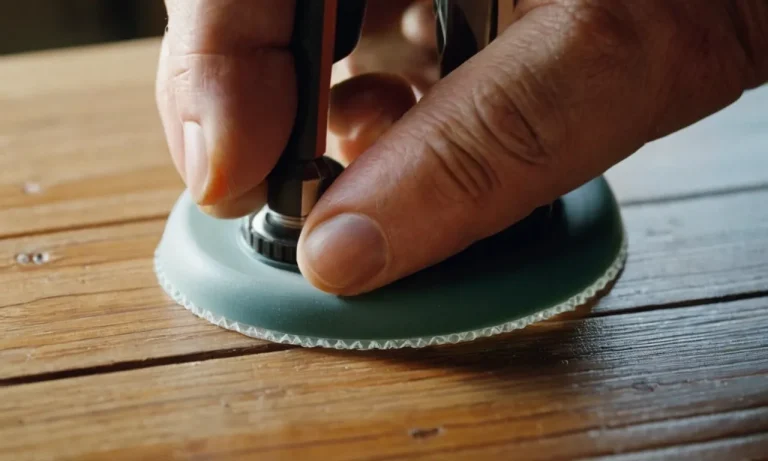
[183,121,209,202]
[302,213,388,291]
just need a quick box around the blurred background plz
[0,1,166,55]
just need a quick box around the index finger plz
[156,0,297,213]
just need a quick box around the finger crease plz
[423,136,475,202]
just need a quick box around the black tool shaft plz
[435,0,497,76]
[281,0,337,166]
[265,0,365,219]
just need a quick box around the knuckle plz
[162,57,204,106]
[170,61,198,93]
[468,75,554,167]
[165,53,238,100]
[420,117,502,209]
[417,71,564,211]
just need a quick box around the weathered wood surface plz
[606,85,768,205]
[0,39,181,239]
[1,189,767,382]
[0,39,767,460]
[1,299,766,460]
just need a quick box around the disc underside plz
[155,177,626,350]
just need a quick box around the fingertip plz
[297,212,390,296]
[161,50,295,209]
[197,183,267,219]
[401,0,437,49]
[159,0,297,212]
[328,73,416,162]
[329,73,416,137]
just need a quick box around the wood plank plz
[0,39,766,237]
[0,220,280,380]
[600,189,768,311]
[1,189,767,381]
[588,434,768,461]
[0,39,182,239]
[1,299,766,461]
[606,85,768,204]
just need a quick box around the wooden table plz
[1,39,767,461]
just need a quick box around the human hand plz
[157,1,767,296]
[156,0,431,217]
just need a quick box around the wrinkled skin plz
[157,0,768,295]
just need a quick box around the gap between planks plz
[377,407,768,461]
[2,290,766,388]
[0,342,293,387]
[618,182,768,208]
[587,289,768,318]
[2,187,768,386]
[579,432,768,461]
[0,213,169,243]
[2,297,767,460]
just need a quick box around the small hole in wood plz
[409,427,443,440]
[631,381,657,393]
[15,253,30,265]
[32,252,49,265]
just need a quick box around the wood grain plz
[0,39,181,239]
[1,299,766,461]
[1,189,766,381]
[0,220,276,381]
[601,189,768,311]
[606,85,768,205]
[1,39,766,238]
[2,38,767,461]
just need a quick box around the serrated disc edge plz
[154,236,627,350]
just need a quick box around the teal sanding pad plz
[154,176,626,350]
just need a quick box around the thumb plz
[297,1,760,295]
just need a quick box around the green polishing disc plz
[154,176,626,349]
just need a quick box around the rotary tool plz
[245,0,361,267]
[155,0,627,349]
